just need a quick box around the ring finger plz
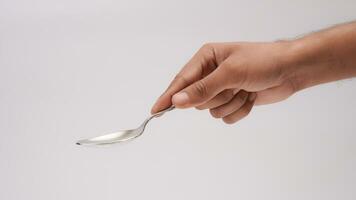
[209,90,249,118]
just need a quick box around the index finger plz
[151,44,218,114]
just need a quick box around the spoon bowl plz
[76,106,175,146]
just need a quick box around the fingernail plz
[248,93,257,102]
[172,92,189,106]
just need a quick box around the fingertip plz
[150,103,159,114]
[151,100,172,114]
[222,117,236,124]
[151,104,172,114]
[151,92,171,114]
[151,98,165,114]
[150,107,157,115]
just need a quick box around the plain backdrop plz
[0,0,355,200]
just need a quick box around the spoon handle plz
[152,105,175,118]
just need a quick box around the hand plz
[151,41,297,124]
[151,22,356,124]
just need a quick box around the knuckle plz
[193,80,208,98]
[285,77,299,95]
[199,43,218,59]
[173,74,189,86]
[201,43,215,51]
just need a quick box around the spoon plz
[76,106,175,146]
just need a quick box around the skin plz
[151,22,356,124]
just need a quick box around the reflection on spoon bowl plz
[76,129,142,146]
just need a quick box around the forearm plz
[285,22,356,91]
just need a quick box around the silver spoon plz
[76,106,175,146]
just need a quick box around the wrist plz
[279,36,328,92]
[275,39,307,93]
[280,23,356,92]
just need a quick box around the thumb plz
[172,67,229,108]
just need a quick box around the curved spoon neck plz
[140,108,170,129]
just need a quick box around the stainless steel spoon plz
[76,106,175,146]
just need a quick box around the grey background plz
[0,0,355,200]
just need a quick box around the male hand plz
[151,22,356,124]
[151,41,297,124]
